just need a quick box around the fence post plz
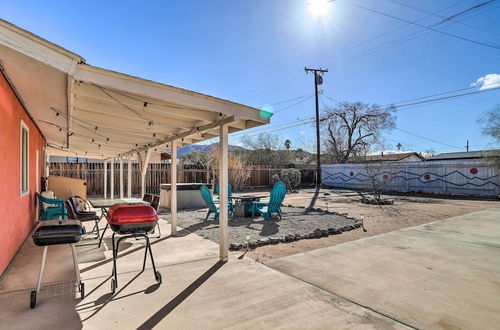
[103,160,108,199]
[110,158,114,199]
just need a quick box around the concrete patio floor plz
[0,208,498,329]
[0,219,403,329]
[267,208,500,330]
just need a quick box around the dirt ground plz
[241,188,500,262]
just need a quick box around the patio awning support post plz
[103,160,108,199]
[170,140,177,236]
[127,156,132,198]
[110,158,114,199]
[219,124,229,261]
[119,158,124,198]
[44,152,50,178]
[140,148,152,198]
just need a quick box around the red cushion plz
[107,203,157,224]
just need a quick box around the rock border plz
[229,206,363,251]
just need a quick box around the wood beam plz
[127,156,132,198]
[170,140,177,236]
[110,158,114,199]
[121,115,238,158]
[119,158,124,198]
[140,149,152,198]
[103,160,108,199]
[73,64,267,123]
[73,90,219,122]
[219,124,229,261]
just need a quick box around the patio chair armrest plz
[48,212,69,220]
[252,202,268,207]
[42,197,65,206]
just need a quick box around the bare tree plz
[181,150,215,184]
[240,133,292,166]
[322,102,396,163]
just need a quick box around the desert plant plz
[280,168,301,191]
[271,174,280,186]
[211,149,252,191]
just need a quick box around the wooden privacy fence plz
[49,163,317,197]
[322,159,500,197]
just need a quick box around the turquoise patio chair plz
[214,184,235,214]
[200,185,220,221]
[251,181,287,221]
[36,193,68,220]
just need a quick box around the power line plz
[270,93,313,106]
[388,0,500,37]
[383,85,500,111]
[322,1,499,67]
[273,95,314,114]
[351,3,500,50]
[394,127,463,150]
[433,0,498,25]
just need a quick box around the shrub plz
[271,174,280,186]
[280,168,301,191]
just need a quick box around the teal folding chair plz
[251,181,287,221]
[214,184,235,214]
[37,193,68,221]
[200,185,220,221]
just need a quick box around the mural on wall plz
[323,168,499,187]
[322,162,500,197]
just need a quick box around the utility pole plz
[305,67,328,188]
[466,140,469,152]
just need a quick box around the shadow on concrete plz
[136,260,226,330]
[80,235,172,274]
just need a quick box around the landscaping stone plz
[249,240,258,248]
[279,236,286,243]
[313,229,322,238]
[328,227,336,234]
[353,222,362,228]
[229,243,241,251]
[321,229,329,237]
[333,228,342,234]
[269,237,280,244]
[285,233,295,242]
[342,225,352,232]
[258,238,270,246]
[170,206,358,247]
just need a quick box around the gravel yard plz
[159,206,361,249]
[159,188,499,262]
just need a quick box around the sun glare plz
[308,0,331,18]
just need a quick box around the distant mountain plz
[177,143,246,157]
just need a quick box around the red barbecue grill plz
[106,203,162,293]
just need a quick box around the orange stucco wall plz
[0,70,45,276]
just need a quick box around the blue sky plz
[1,0,500,154]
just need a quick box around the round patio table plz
[232,195,268,218]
